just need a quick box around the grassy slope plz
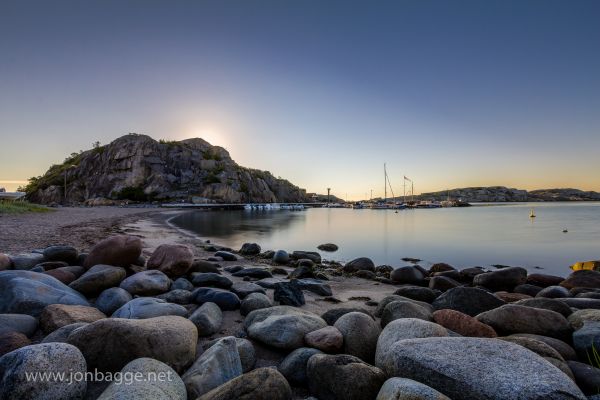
[0,201,51,214]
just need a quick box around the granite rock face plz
[27,133,309,204]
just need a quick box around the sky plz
[1,0,599,199]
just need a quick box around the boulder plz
[193,287,241,311]
[294,278,332,296]
[476,304,571,340]
[111,297,188,319]
[147,244,194,277]
[537,285,571,298]
[431,286,505,317]
[559,298,600,309]
[69,264,126,296]
[569,309,600,330]
[525,273,565,287]
[196,367,292,400]
[40,304,106,333]
[0,314,38,337]
[278,347,322,385]
[514,297,573,318]
[429,263,455,274]
[230,281,266,298]
[156,289,193,304]
[214,251,238,261]
[66,316,197,372]
[494,291,532,303]
[203,336,256,373]
[561,270,600,289]
[288,264,315,280]
[390,266,425,284]
[172,277,194,291]
[376,377,450,400]
[433,309,497,337]
[459,266,486,282]
[509,333,577,361]
[43,267,77,284]
[334,311,380,362]
[514,283,544,296]
[375,318,448,367]
[378,337,586,400]
[95,287,133,315]
[0,253,12,270]
[292,251,321,264]
[0,343,87,400]
[568,360,600,396]
[381,300,433,327]
[321,307,375,325]
[97,357,186,400]
[428,275,461,291]
[273,250,290,264]
[343,257,375,273]
[573,321,600,361]
[232,267,273,279]
[10,253,45,270]
[307,353,386,400]
[255,277,287,288]
[42,245,78,264]
[274,281,305,306]
[190,260,221,274]
[0,331,30,356]
[119,270,171,296]
[240,243,261,255]
[189,302,223,336]
[318,243,338,252]
[192,272,233,289]
[182,336,242,399]
[472,266,527,291]
[304,326,343,353]
[245,306,327,350]
[240,292,272,316]
[42,322,88,343]
[499,336,564,360]
[375,295,433,318]
[83,235,142,269]
[0,270,89,316]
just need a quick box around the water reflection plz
[170,203,600,276]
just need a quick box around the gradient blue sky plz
[1,0,599,199]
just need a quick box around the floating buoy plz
[563,229,568,233]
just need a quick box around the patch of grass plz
[0,201,51,214]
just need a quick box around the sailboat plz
[529,208,536,218]
[370,163,405,209]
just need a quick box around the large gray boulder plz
[432,286,505,316]
[147,244,194,278]
[240,292,272,316]
[97,358,186,400]
[381,300,433,328]
[378,337,586,400]
[0,314,38,337]
[514,298,573,318]
[111,297,188,319]
[375,318,448,368]
[334,311,380,363]
[245,306,327,350]
[192,272,233,289]
[120,270,171,296]
[343,257,375,273]
[68,264,126,296]
[0,270,89,316]
[196,367,292,400]
[476,304,571,340]
[0,343,87,400]
[307,353,386,400]
[472,266,528,291]
[66,316,197,372]
[376,377,450,400]
[573,321,600,361]
[182,336,242,399]
[203,336,255,373]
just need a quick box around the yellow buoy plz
[570,261,600,271]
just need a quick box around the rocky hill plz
[25,134,309,204]
[419,186,600,202]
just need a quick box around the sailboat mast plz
[384,163,387,203]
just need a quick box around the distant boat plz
[0,191,26,201]
[529,208,536,218]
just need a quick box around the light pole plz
[63,165,77,205]
[327,188,331,205]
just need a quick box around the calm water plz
[171,202,600,276]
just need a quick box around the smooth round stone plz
[509,333,577,361]
[42,322,88,343]
[433,309,497,337]
[321,307,375,325]
[95,287,133,315]
[273,250,290,264]
[569,309,600,330]
[10,253,45,270]
[274,281,305,307]
[0,331,31,356]
[304,326,343,353]
[40,304,106,333]
[334,311,380,363]
[214,251,238,261]
[83,235,142,269]
[394,286,439,303]
[0,253,12,270]
[119,270,171,296]
[390,266,425,285]
[536,285,570,298]
[69,264,127,296]
[112,297,188,319]
[568,360,600,396]
[240,243,261,255]
[0,314,38,337]
[172,277,194,291]
[156,289,193,304]
[431,286,505,317]
[195,368,291,400]
[381,300,433,327]
[240,292,272,316]
[278,347,322,385]
[230,282,266,299]
[514,297,573,318]
[343,257,375,273]
[232,267,273,279]
[190,260,221,274]
[0,343,87,400]
[192,272,233,289]
[193,288,241,311]
[204,336,256,373]
[97,357,186,400]
[560,270,600,289]
[376,377,450,400]
[189,302,223,336]
[147,244,194,278]
[42,246,78,264]
[472,266,527,292]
